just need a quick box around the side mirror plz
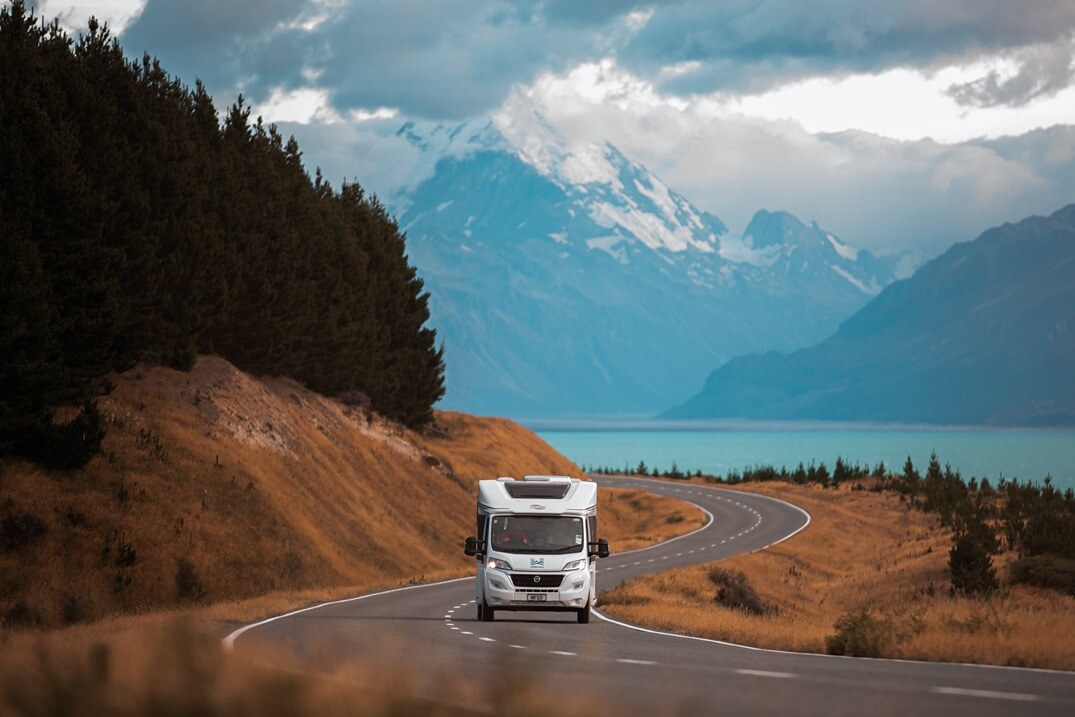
[464,536,486,557]
[589,538,610,559]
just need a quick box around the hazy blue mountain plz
[667,204,1075,425]
[393,97,905,416]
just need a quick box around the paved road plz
[226,475,1075,716]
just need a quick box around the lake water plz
[535,423,1075,492]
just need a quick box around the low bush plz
[949,529,999,595]
[2,600,43,629]
[21,401,106,470]
[0,509,47,550]
[707,568,774,616]
[175,558,206,602]
[825,608,894,657]
[1009,555,1075,597]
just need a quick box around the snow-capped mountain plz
[391,97,906,416]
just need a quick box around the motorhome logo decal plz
[530,557,544,568]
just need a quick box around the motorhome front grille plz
[510,573,564,588]
[503,483,570,499]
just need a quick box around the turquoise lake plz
[535,424,1075,492]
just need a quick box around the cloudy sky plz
[34,0,1075,256]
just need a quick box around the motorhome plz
[464,475,610,623]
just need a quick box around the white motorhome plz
[464,475,610,623]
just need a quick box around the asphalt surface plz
[227,474,1075,716]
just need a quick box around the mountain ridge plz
[392,96,910,416]
[666,203,1075,425]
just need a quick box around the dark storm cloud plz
[120,0,635,118]
[620,0,1075,98]
[946,40,1075,107]
[121,0,301,94]
[117,0,1075,117]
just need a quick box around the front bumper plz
[484,570,589,609]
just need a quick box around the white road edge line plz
[735,669,797,679]
[222,576,470,651]
[931,687,1040,701]
[617,658,657,665]
[591,476,1075,675]
[224,476,1069,677]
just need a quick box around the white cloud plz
[521,59,1072,254]
[253,86,398,126]
[253,87,340,124]
[725,60,1075,144]
[37,0,145,34]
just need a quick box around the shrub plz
[114,536,137,567]
[62,594,88,625]
[826,609,894,657]
[175,558,206,602]
[0,509,47,550]
[707,568,774,616]
[23,402,106,470]
[949,529,999,595]
[1009,555,1075,597]
[2,601,43,629]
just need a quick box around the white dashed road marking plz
[735,669,798,679]
[931,687,1040,702]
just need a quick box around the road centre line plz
[735,669,797,679]
[931,687,1040,701]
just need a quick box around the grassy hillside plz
[0,357,701,629]
[600,480,1075,670]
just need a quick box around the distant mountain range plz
[392,96,911,416]
[667,204,1075,426]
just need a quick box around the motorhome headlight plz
[561,559,587,572]
[486,558,512,571]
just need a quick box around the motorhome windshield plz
[490,515,584,554]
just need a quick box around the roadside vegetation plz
[595,463,1075,669]
[1,0,444,475]
[0,358,702,632]
[0,621,628,717]
[588,455,1075,599]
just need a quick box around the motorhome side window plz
[477,514,489,542]
[587,515,597,543]
[491,516,583,554]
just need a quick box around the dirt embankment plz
[600,480,1075,670]
[0,356,701,630]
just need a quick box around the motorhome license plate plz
[526,593,547,602]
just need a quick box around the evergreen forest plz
[0,2,445,467]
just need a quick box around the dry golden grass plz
[0,356,700,631]
[0,619,636,717]
[598,488,707,552]
[600,481,1075,670]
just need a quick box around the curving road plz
[226,475,1075,716]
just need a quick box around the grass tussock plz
[0,621,628,717]
[599,481,1075,670]
[0,357,700,631]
